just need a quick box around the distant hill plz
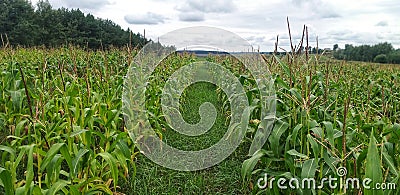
[176,50,230,57]
[176,50,278,56]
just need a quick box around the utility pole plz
[143,29,146,45]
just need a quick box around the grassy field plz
[0,47,400,194]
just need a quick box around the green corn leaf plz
[0,145,16,161]
[289,88,303,104]
[323,121,335,147]
[15,119,28,137]
[323,148,338,174]
[116,140,131,159]
[85,184,113,195]
[72,149,89,177]
[274,55,291,78]
[357,149,368,174]
[23,144,35,193]
[31,186,42,195]
[41,143,64,171]
[310,127,324,139]
[301,158,318,179]
[46,180,68,195]
[15,186,26,195]
[291,124,303,145]
[114,151,129,178]
[301,158,318,194]
[364,131,384,195]
[0,168,14,195]
[68,186,80,194]
[46,154,63,185]
[59,145,72,176]
[275,75,290,91]
[307,134,320,160]
[14,148,26,176]
[268,119,289,157]
[241,149,268,182]
[287,149,308,159]
[382,149,398,176]
[98,152,119,190]
[70,126,88,137]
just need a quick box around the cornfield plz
[0,43,399,194]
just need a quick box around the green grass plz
[123,82,250,194]
[164,82,227,151]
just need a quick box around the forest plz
[0,0,147,48]
[333,42,400,64]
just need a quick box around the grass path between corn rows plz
[121,82,251,194]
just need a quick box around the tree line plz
[333,42,400,64]
[0,0,147,49]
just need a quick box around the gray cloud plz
[177,0,236,13]
[376,21,388,26]
[179,12,204,22]
[60,0,110,10]
[327,30,360,41]
[175,0,235,23]
[323,30,400,48]
[320,12,341,19]
[327,30,352,37]
[246,35,266,46]
[124,12,166,25]
[290,0,341,19]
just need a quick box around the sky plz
[30,0,400,51]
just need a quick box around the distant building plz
[324,48,332,54]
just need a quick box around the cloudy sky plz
[31,0,400,51]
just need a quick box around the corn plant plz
[0,47,137,194]
[240,22,400,194]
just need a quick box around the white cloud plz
[376,21,388,27]
[290,0,341,19]
[124,12,167,25]
[179,12,204,22]
[44,0,111,11]
[177,0,236,13]
[63,0,110,9]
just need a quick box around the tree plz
[374,54,388,63]
[333,44,338,51]
[0,0,38,45]
[373,42,393,55]
[388,51,400,64]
